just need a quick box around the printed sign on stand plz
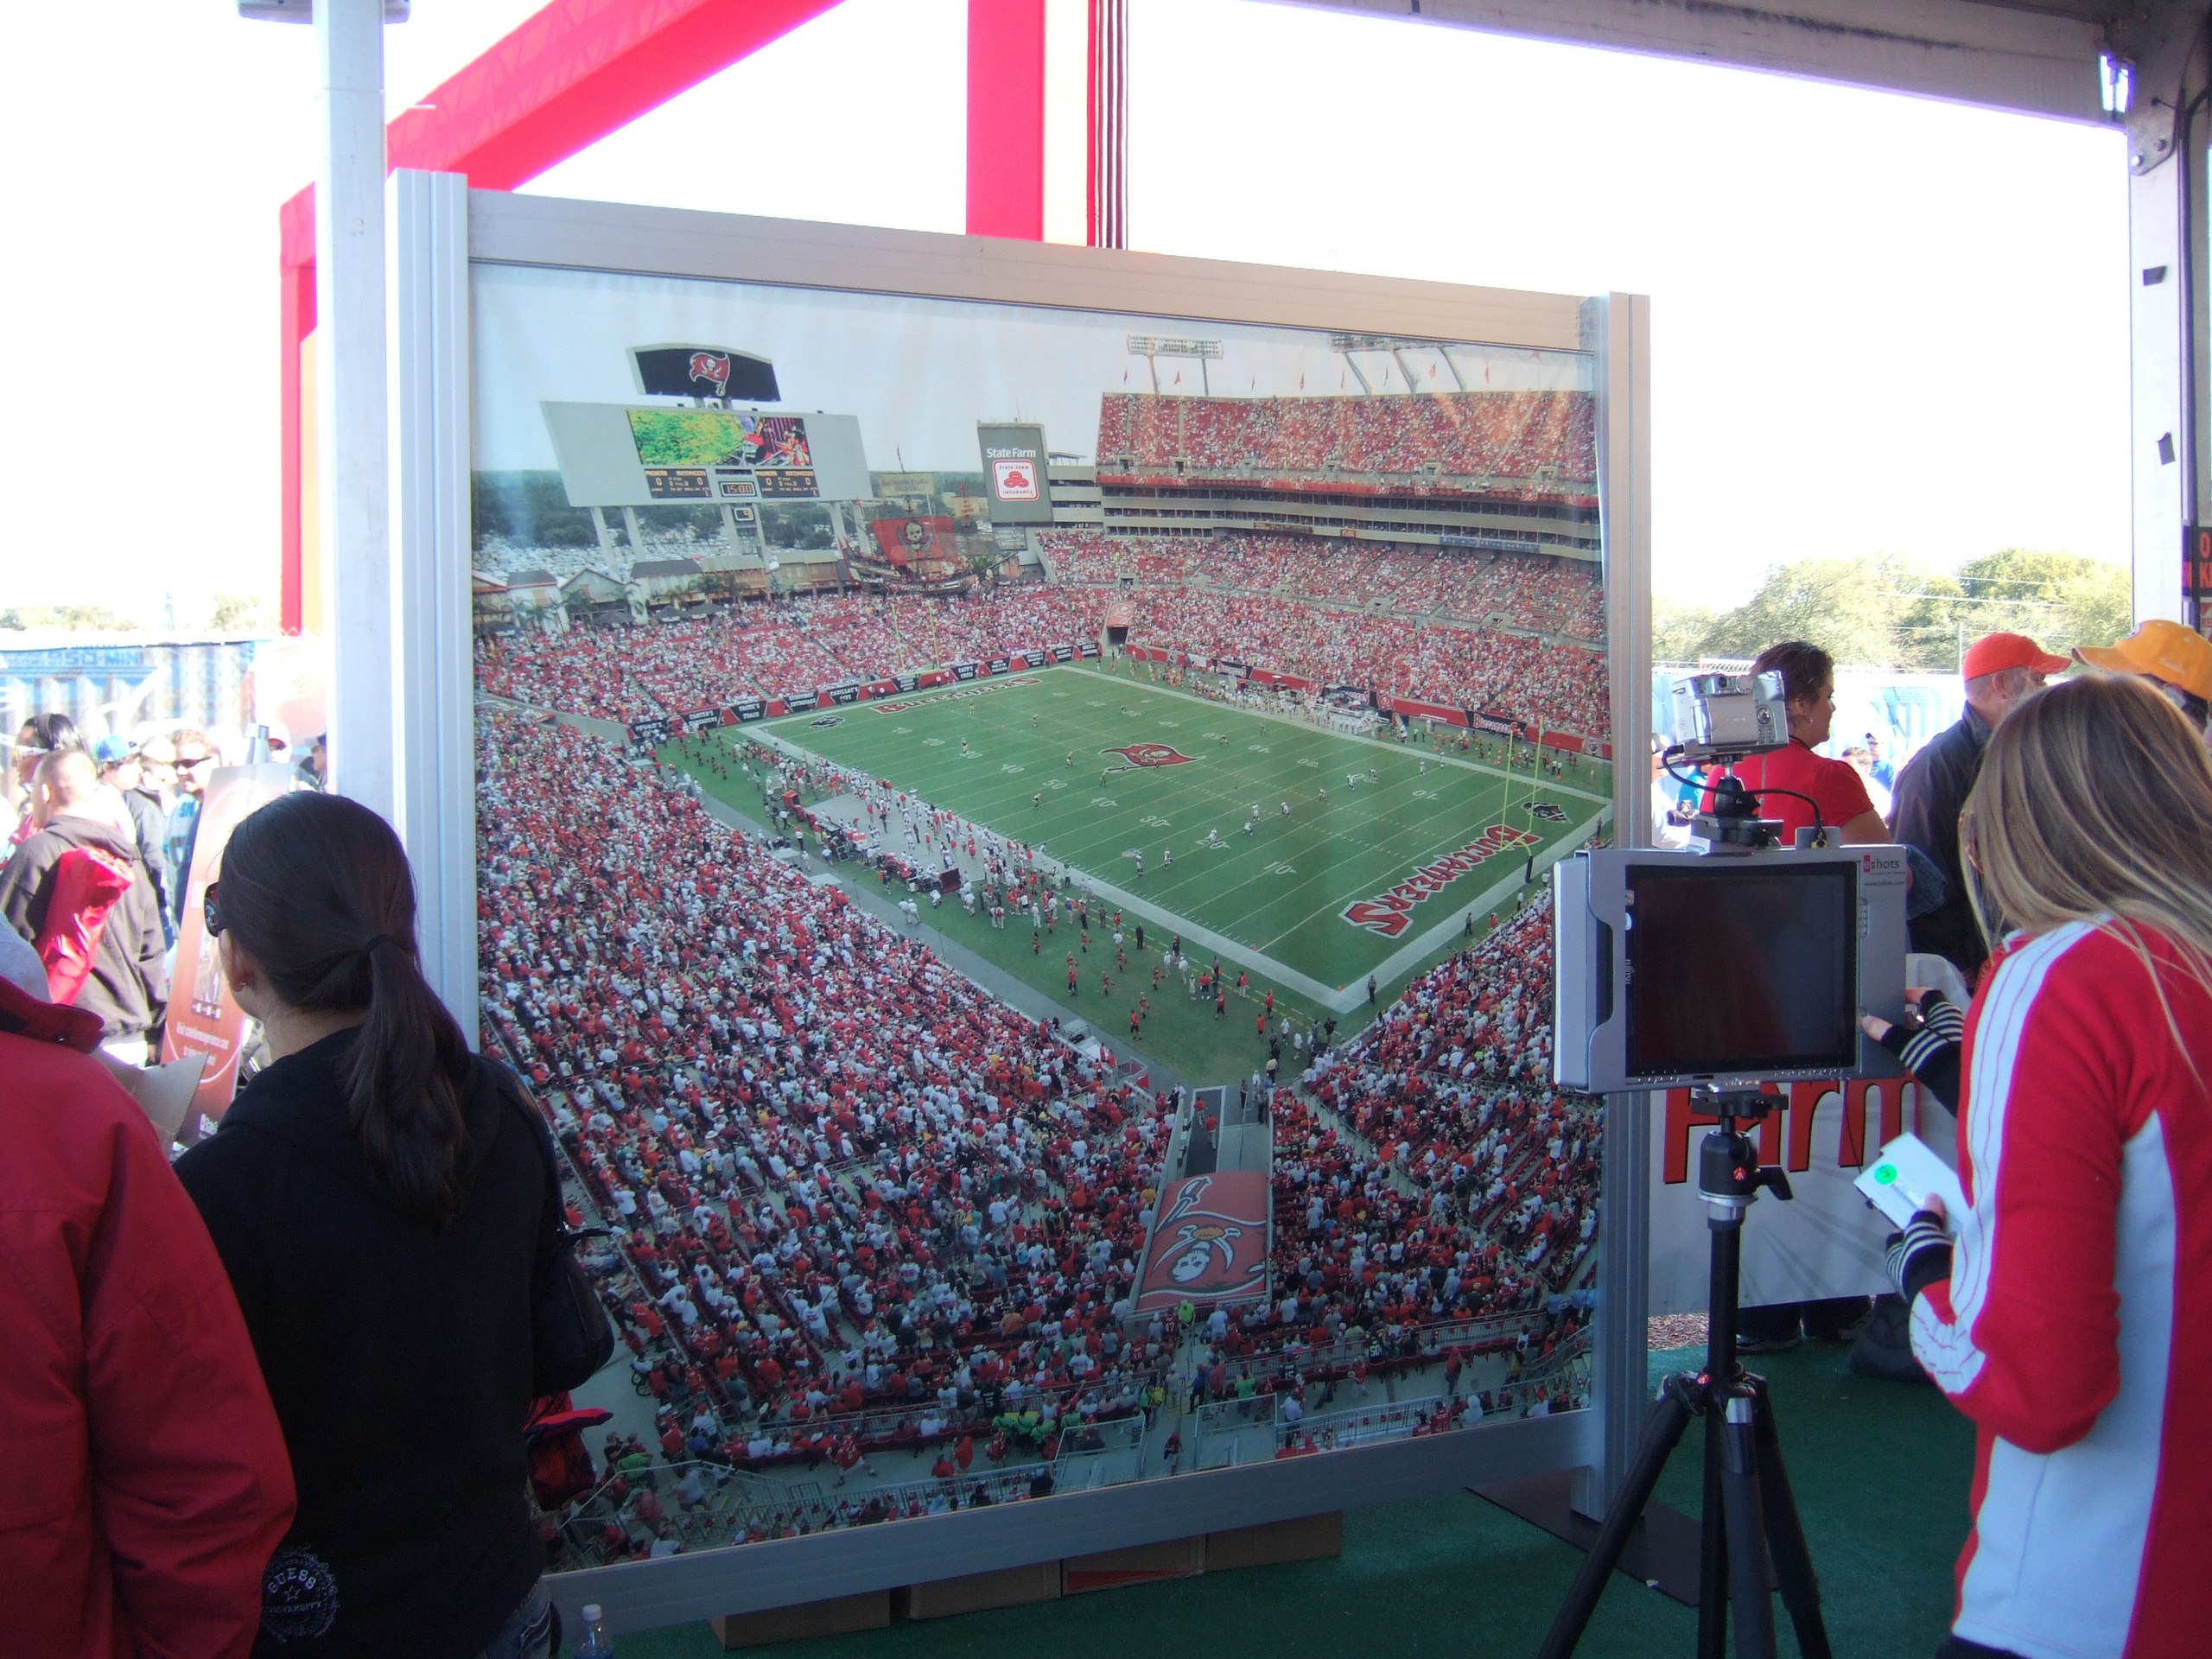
[160,764,296,1144]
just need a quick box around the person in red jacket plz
[1885,676,2212,1659]
[0,931,295,1658]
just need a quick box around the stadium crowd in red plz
[1094,391,1595,486]
[474,706,1594,1559]
[477,715,1173,1475]
[1041,531,1603,642]
[1303,905,1599,1303]
[477,539,1606,737]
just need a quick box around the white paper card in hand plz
[1855,1132,1969,1230]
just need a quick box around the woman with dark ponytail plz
[176,792,556,1659]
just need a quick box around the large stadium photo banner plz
[468,257,1612,1580]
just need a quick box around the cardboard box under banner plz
[1063,1535,1206,1593]
[709,1592,889,1649]
[1205,1512,1344,1572]
[893,1560,1062,1621]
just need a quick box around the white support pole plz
[2128,136,2209,626]
[1584,289,1654,1512]
[387,169,476,1040]
[316,0,397,816]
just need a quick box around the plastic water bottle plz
[573,1603,613,1658]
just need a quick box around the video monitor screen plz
[1623,862,1858,1080]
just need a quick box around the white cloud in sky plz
[0,0,2126,620]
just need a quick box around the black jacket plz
[0,812,168,1039]
[1888,706,1991,980]
[175,1032,547,1659]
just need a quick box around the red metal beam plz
[277,0,847,630]
[965,0,1046,240]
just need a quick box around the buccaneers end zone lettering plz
[1340,825,1541,938]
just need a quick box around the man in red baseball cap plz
[1889,631,2070,980]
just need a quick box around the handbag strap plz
[485,1062,571,1268]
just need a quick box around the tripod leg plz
[1745,1376,1833,1659]
[1697,1402,1727,1659]
[1535,1380,1699,1659]
[1718,1392,1778,1659]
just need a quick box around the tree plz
[1653,599,1719,662]
[0,604,133,632]
[208,592,271,632]
[1653,548,2129,673]
[1954,550,2128,660]
[1694,554,1928,668]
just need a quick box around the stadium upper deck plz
[1091,391,1599,559]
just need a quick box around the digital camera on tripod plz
[1541,671,1914,1659]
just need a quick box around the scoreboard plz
[542,402,870,508]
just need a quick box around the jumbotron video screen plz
[469,261,1611,1568]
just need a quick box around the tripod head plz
[1694,1086,1794,1226]
[1691,774,1785,851]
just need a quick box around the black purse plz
[493,1069,617,1396]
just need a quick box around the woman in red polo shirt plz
[1699,640,1891,1354]
[1699,639,1891,844]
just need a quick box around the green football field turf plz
[738,664,1610,1011]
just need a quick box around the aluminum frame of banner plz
[387,182,1656,1633]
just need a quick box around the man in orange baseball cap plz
[2073,619,2212,741]
[1889,631,2069,979]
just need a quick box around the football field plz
[741,665,1609,1011]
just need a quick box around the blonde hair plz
[1963,674,2212,1051]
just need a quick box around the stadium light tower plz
[238,0,410,820]
[1329,333,1465,394]
[1126,335,1224,395]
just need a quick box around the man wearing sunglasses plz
[163,732,218,926]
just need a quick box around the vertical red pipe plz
[966,0,1047,240]
[279,246,316,637]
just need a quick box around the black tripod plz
[1538,1089,1832,1659]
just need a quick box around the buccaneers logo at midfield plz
[1100,743,1194,773]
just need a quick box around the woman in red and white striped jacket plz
[1885,673,2212,1659]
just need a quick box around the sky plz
[0,0,2128,622]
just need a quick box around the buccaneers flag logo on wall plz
[687,351,732,396]
[1100,743,1193,773]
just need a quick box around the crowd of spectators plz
[1094,391,1596,485]
[1040,531,1604,642]
[477,538,1607,737]
[1302,904,1599,1310]
[475,711,1179,1547]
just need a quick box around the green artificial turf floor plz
[605,1342,1973,1659]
